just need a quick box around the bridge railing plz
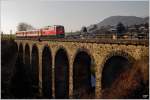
[38,38,148,46]
[84,33,148,40]
[15,33,149,46]
[66,33,148,40]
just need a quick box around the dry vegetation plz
[102,56,149,99]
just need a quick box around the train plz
[16,25,148,40]
[16,25,65,40]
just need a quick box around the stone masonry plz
[15,40,149,98]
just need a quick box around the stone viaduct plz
[15,39,148,99]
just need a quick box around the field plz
[1,34,16,40]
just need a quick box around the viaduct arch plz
[42,46,52,98]
[55,47,69,98]
[15,40,148,99]
[31,44,39,94]
[25,44,30,65]
[18,43,23,64]
[101,51,134,89]
[73,48,95,98]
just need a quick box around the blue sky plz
[1,0,149,34]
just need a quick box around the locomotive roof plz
[16,29,40,32]
[16,25,64,33]
[44,25,64,28]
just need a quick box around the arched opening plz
[55,48,69,98]
[42,46,52,98]
[11,43,32,98]
[25,44,30,66]
[25,44,31,76]
[31,45,39,94]
[18,44,23,64]
[14,42,18,54]
[102,56,131,89]
[13,42,18,53]
[24,44,33,96]
[73,51,95,98]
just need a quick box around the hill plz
[87,16,149,32]
[98,16,148,27]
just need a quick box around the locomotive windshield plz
[57,26,64,30]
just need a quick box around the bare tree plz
[116,22,125,35]
[17,22,35,31]
[81,26,87,34]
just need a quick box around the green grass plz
[65,32,80,35]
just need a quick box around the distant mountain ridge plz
[88,16,149,31]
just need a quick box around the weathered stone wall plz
[15,40,149,98]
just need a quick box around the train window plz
[57,26,64,31]
[43,27,48,30]
[49,26,53,30]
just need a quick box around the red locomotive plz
[16,25,65,39]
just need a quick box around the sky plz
[1,0,149,34]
